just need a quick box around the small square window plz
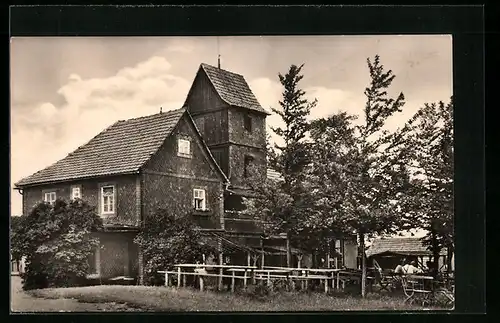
[71,186,81,200]
[44,192,56,205]
[193,189,206,211]
[178,138,191,156]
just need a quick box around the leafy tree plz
[402,98,454,275]
[11,199,102,290]
[134,209,216,285]
[307,55,414,296]
[10,215,24,261]
[244,64,317,267]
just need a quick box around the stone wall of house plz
[226,107,267,188]
[21,174,140,227]
[227,107,267,149]
[141,114,225,229]
[228,144,267,188]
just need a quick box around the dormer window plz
[44,192,56,205]
[244,113,252,132]
[178,138,191,157]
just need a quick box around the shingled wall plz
[21,174,140,227]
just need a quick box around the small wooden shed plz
[366,237,450,271]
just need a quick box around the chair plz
[401,275,433,306]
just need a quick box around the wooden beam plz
[218,237,223,291]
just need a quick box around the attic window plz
[244,113,252,132]
[178,138,191,157]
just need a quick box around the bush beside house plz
[11,198,103,290]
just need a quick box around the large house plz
[14,63,358,283]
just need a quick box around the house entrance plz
[100,238,129,278]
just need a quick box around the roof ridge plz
[200,62,245,78]
[117,107,186,123]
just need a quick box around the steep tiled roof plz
[200,63,270,115]
[15,108,186,187]
[366,237,447,257]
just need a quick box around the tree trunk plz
[359,233,367,298]
[431,222,440,277]
[286,232,292,268]
[446,244,454,274]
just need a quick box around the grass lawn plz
[29,285,447,312]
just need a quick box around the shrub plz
[11,199,102,290]
[134,209,217,286]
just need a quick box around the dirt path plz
[10,276,138,313]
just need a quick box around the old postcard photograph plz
[10,35,455,312]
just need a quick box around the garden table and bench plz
[401,274,435,306]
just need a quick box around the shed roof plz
[366,237,447,257]
[15,108,227,187]
[198,63,270,115]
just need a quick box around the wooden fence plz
[158,264,363,293]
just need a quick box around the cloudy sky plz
[10,35,453,226]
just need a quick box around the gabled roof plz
[194,63,270,115]
[366,237,447,257]
[15,108,227,187]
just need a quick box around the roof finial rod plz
[160,107,162,114]
[217,36,221,69]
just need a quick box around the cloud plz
[10,55,191,216]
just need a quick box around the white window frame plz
[100,185,115,215]
[178,138,191,156]
[71,186,81,200]
[193,188,206,211]
[44,192,57,205]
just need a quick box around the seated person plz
[394,260,405,274]
[403,260,422,274]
